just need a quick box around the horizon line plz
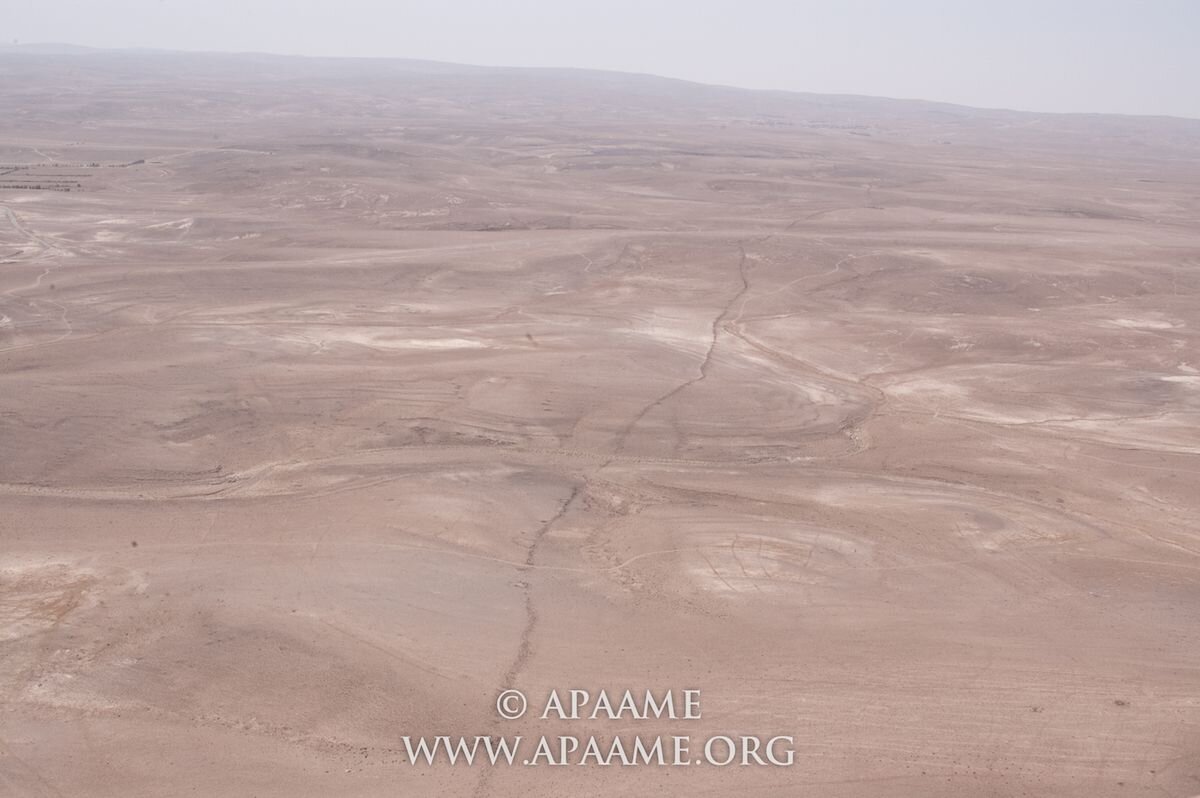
[4,40,1200,124]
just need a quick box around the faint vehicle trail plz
[0,205,74,353]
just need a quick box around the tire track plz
[0,204,74,353]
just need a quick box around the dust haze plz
[1,49,1199,797]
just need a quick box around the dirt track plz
[1,51,1199,797]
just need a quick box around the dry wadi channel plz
[0,50,1199,797]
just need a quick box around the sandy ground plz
[1,50,1199,797]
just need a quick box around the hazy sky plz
[7,0,1199,118]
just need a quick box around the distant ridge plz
[2,41,1199,124]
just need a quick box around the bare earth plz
[1,50,1199,797]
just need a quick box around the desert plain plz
[1,49,1199,797]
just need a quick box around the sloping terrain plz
[1,51,1199,797]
